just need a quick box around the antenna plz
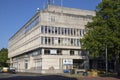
[36,8,40,12]
[60,0,63,13]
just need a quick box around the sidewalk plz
[78,76,120,80]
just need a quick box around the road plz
[0,73,120,80]
[0,73,76,80]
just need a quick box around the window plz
[55,27,57,34]
[80,29,82,36]
[77,39,80,46]
[41,26,44,33]
[77,29,79,36]
[41,36,43,44]
[57,49,62,55]
[58,38,60,44]
[81,29,84,36]
[74,39,77,46]
[58,27,60,34]
[52,27,54,34]
[70,50,74,55]
[25,16,39,32]
[52,37,54,45]
[68,38,70,45]
[78,51,81,56]
[74,29,76,36]
[25,60,28,69]
[65,28,67,35]
[45,37,47,44]
[45,26,47,33]
[68,28,70,35]
[48,37,51,44]
[62,28,64,35]
[50,49,57,55]
[48,26,51,33]
[41,37,45,44]
[44,49,50,55]
[60,38,63,45]
[71,39,73,45]
[32,50,41,56]
[71,28,73,35]
[64,38,68,45]
[35,59,42,70]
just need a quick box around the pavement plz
[78,76,120,80]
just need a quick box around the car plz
[1,67,9,73]
[8,67,16,73]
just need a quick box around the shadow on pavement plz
[99,74,120,80]
[0,75,77,80]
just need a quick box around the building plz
[8,5,95,73]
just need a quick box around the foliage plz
[0,48,9,67]
[81,0,120,62]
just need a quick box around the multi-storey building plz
[8,5,95,73]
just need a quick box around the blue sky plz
[0,0,101,49]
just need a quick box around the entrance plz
[73,59,85,69]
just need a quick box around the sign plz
[63,59,73,65]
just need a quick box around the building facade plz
[8,5,95,73]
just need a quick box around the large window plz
[41,37,81,47]
[40,25,85,36]
[44,49,62,55]
[32,50,41,56]
[25,16,39,32]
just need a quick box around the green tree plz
[82,0,120,64]
[0,48,9,67]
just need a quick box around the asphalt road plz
[0,73,77,80]
[0,73,120,80]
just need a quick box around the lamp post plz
[105,43,108,76]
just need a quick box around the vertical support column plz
[42,48,44,55]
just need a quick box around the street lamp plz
[105,43,108,76]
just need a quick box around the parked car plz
[1,67,9,73]
[8,67,16,73]
[1,67,16,73]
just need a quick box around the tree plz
[0,48,9,67]
[81,0,120,69]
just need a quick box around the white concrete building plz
[8,5,95,73]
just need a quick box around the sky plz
[0,0,101,49]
